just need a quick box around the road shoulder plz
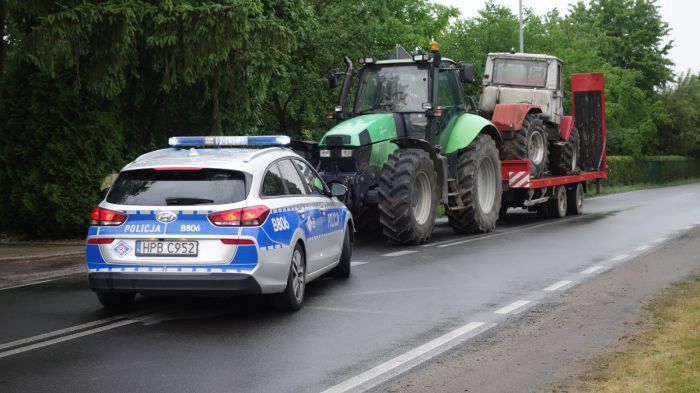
[381,229,700,393]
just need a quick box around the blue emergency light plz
[168,135,291,148]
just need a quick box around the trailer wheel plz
[546,186,567,218]
[551,128,580,175]
[447,135,502,233]
[378,148,437,244]
[501,114,547,178]
[567,183,584,215]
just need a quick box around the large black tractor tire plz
[447,135,503,234]
[353,205,380,232]
[551,127,580,175]
[378,149,438,245]
[501,114,548,178]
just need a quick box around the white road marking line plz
[581,265,605,275]
[635,245,651,252]
[0,276,75,291]
[381,250,417,257]
[350,261,369,266]
[684,225,693,230]
[0,309,158,352]
[437,220,565,248]
[320,321,486,393]
[652,237,667,243]
[0,311,171,359]
[494,300,531,314]
[610,254,629,262]
[543,280,573,291]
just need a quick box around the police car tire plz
[273,243,306,312]
[330,225,352,278]
[447,135,502,234]
[378,148,438,245]
[96,292,135,310]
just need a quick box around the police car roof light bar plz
[168,135,291,148]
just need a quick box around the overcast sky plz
[435,0,699,75]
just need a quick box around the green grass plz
[586,178,700,197]
[580,277,700,392]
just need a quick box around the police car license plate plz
[135,241,198,257]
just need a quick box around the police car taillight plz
[208,206,270,226]
[90,207,127,226]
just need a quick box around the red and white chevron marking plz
[508,171,530,188]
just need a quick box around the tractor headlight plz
[319,149,331,158]
[340,149,353,158]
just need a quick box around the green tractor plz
[317,43,502,244]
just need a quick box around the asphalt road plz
[1,183,699,393]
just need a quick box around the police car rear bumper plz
[88,272,262,294]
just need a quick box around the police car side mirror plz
[330,183,349,203]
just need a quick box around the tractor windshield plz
[354,64,428,114]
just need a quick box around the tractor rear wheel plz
[501,114,547,178]
[551,128,580,175]
[378,148,438,245]
[447,135,502,234]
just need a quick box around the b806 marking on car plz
[180,224,201,232]
[271,216,290,232]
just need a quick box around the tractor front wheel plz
[501,114,547,178]
[447,134,502,234]
[378,149,438,245]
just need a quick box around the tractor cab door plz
[437,68,466,134]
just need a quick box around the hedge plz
[605,156,700,187]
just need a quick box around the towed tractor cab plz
[317,43,503,244]
[478,53,579,178]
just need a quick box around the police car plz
[86,135,353,311]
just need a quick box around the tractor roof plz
[488,52,563,63]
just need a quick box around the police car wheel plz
[96,292,135,310]
[273,243,306,311]
[330,225,352,278]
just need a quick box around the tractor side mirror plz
[459,63,475,83]
[330,183,349,203]
[328,68,339,89]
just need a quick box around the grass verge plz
[580,276,700,392]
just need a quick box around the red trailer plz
[498,72,608,218]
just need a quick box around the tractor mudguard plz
[491,104,542,132]
[438,113,501,155]
[559,115,574,141]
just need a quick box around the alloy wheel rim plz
[291,249,304,301]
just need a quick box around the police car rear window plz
[106,169,247,206]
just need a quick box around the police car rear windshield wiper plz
[165,197,215,206]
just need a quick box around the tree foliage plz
[0,0,695,237]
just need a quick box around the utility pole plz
[519,0,524,53]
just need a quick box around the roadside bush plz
[605,155,700,186]
[0,65,128,238]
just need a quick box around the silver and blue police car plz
[86,135,353,311]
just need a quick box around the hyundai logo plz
[155,211,178,224]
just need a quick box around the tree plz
[568,0,673,92]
